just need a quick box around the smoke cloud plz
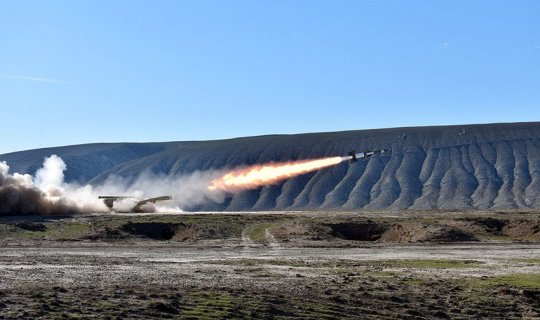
[0,155,234,216]
[0,156,101,216]
[97,168,229,212]
[1,153,350,216]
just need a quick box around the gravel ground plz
[1,242,540,319]
[0,212,539,319]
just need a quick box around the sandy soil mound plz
[445,217,540,240]
[380,223,477,242]
[273,220,477,243]
[503,219,540,240]
[272,222,333,241]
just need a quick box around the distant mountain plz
[0,143,173,183]
[2,122,540,211]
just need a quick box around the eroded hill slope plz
[2,122,540,210]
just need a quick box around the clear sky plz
[1,0,539,154]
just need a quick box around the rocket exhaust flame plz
[0,149,388,216]
[208,156,349,192]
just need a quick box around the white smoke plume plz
[0,155,232,216]
[0,156,110,216]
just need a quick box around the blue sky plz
[1,0,539,154]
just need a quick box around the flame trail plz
[208,156,350,192]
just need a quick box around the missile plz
[348,149,391,163]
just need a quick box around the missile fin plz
[348,150,358,163]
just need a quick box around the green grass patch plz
[401,278,424,286]
[182,291,243,319]
[379,259,484,269]
[363,270,398,277]
[182,290,348,320]
[248,223,277,242]
[461,290,497,305]
[9,221,92,240]
[56,223,92,240]
[511,258,540,265]
[206,258,484,270]
[206,258,310,267]
[15,230,45,239]
[468,273,540,289]
[477,234,513,241]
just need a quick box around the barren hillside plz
[2,122,540,211]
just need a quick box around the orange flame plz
[209,156,346,192]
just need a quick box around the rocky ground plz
[0,211,539,319]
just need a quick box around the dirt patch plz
[272,221,391,243]
[273,220,477,243]
[121,222,179,240]
[328,222,388,241]
[445,217,508,235]
[1,242,539,320]
[15,221,47,232]
[2,212,539,245]
[192,225,234,240]
[272,222,333,241]
[147,300,179,314]
[445,217,540,240]
[119,222,231,241]
[381,223,477,243]
[503,219,540,240]
[462,217,506,232]
[74,219,239,242]
[174,225,199,241]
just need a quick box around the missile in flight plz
[208,149,392,192]
[348,149,391,163]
